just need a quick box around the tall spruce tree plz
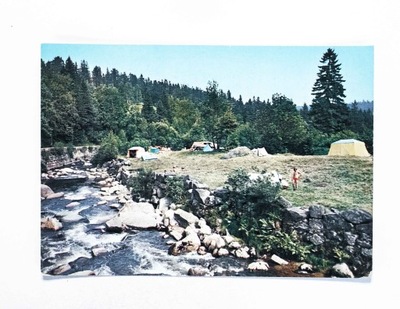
[310,48,349,134]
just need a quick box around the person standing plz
[292,167,301,190]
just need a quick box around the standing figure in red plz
[292,167,301,190]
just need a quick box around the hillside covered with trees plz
[41,48,373,156]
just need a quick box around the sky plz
[41,44,373,105]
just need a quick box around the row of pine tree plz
[41,48,373,155]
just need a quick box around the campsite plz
[127,146,373,213]
[39,46,374,280]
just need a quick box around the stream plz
[41,180,259,277]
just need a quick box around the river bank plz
[41,158,370,278]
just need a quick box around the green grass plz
[124,150,373,213]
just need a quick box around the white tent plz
[252,147,270,157]
[127,146,146,158]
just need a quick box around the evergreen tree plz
[202,81,232,149]
[92,66,103,87]
[310,48,349,134]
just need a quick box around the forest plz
[41,48,373,156]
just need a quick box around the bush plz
[91,132,119,166]
[126,168,155,201]
[53,142,65,156]
[220,168,283,254]
[165,176,187,205]
[66,142,74,158]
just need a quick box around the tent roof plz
[331,139,363,144]
[128,146,145,150]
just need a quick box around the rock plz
[188,266,210,276]
[298,263,313,273]
[158,197,172,212]
[41,217,63,231]
[284,207,308,221]
[92,246,108,257]
[61,212,85,223]
[41,184,54,198]
[46,192,65,199]
[234,247,250,259]
[309,205,327,218]
[274,196,292,208]
[105,216,123,232]
[66,201,80,208]
[198,218,212,235]
[51,263,71,275]
[107,202,160,230]
[228,241,242,249]
[203,234,226,251]
[330,263,354,278]
[169,226,185,241]
[280,179,289,189]
[247,261,269,272]
[64,194,86,201]
[341,209,372,224]
[68,270,96,277]
[174,209,199,228]
[197,246,207,255]
[169,233,201,255]
[270,254,288,265]
[192,189,211,205]
[217,248,229,257]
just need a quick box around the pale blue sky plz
[41,44,373,105]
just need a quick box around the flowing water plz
[41,181,255,277]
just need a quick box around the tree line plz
[41,48,373,156]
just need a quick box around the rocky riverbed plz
[41,159,370,278]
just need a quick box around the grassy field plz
[125,150,373,214]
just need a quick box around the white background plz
[1,0,399,308]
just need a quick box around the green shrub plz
[258,228,311,261]
[53,142,65,156]
[220,168,283,254]
[126,168,155,201]
[91,132,119,166]
[165,176,187,205]
[66,142,74,158]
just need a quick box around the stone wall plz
[106,159,372,277]
[41,146,99,170]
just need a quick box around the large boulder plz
[168,233,201,256]
[173,209,199,228]
[41,184,54,198]
[106,202,160,230]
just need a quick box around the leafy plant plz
[53,142,65,156]
[258,229,311,261]
[332,247,351,263]
[165,176,187,205]
[126,168,155,201]
[91,131,119,166]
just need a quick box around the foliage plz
[310,48,350,134]
[126,168,155,201]
[332,247,351,263]
[165,176,187,205]
[259,228,311,261]
[66,142,74,158]
[91,132,119,166]
[41,55,372,156]
[53,142,65,156]
[221,168,283,254]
